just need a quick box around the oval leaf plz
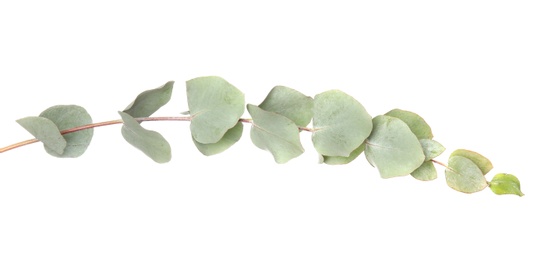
[489,173,524,196]
[123,81,174,118]
[193,121,243,156]
[320,142,365,165]
[410,161,437,181]
[365,115,425,178]
[385,109,433,139]
[247,104,304,164]
[312,90,373,157]
[420,139,445,161]
[119,111,171,163]
[445,156,488,193]
[187,76,245,144]
[16,116,67,155]
[39,105,93,158]
[451,149,493,175]
[259,85,314,127]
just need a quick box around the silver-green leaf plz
[451,149,493,175]
[489,173,524,196]
[193,121,243,156]
[39,105,93,158]
[365,115,425,178]
[312,90,373,157]
[259,85,314,127]
[445,155,488,193]
[320,142,365,165]
[123,81,174,118]
[410,161,437,181]
[385,109,433,139]
[119,111,171,163]
[187,76,245,144]
[16,116,67,155]
[247,104,304,164]
[420,139,445,161]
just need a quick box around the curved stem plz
[0,116,191,153]
[0,138,41,153]
[60,119,123,135]
[0,116,315,153]
[431,159,457,174]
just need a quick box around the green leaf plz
[451,149,493,175]
[187,76,245,144]
[258,85,314,127]
[489,173,524,196]
[247,104,304,164]
[119,111,171,163]
[39,105,93,158]
[312,90,373,157]
[365,115,425,178]
[193,121,243,156]
[16,116,67,155]
[420,139,445,161]
[445,156,488,193]
[123,81,174,118]
[320,142,365,165]
[410,161,437,181]
[385,109,433,139]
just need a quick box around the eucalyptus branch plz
[0,76,524,196]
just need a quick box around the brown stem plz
[0,138,41,153]
[0,116,192,153]
[0,116,315,153]
[431,159,457,174]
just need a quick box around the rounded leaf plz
[312,90,373,157]
[410,161,437,181]
[123,81,174,118]
[259,85,314,127]
[16,116,67,155]
[365,115,425,178]
[445,156,488,193]
[385,109,433,139]
[420,139,445,161]
[187,76,245,144]
[320,142,365,165]
[489,173,524,196]
[39,105,93,158]
[451,149,493,175]
[247,104,304,164]
[193,121,243,156]
[119,112,171,163]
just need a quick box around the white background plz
[1,1,553,259]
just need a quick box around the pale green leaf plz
[410,161,437,181]
[259,85,314,127]
[489,173,524,196]
[193,121,243,156]
[420,139,445,161]
[312,90,373,157]
[16,116,67,155]
[445,155,488,193]
[451,149,493,175]
[39,105,93,158]
[365,115,425,178]
[187,76,245,144]
[385,109,433,139]
[119,111,171,163]
[321,142,365,165]
[123,81,174,118]
[247,104,304,164]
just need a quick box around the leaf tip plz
[489,173,524,197]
